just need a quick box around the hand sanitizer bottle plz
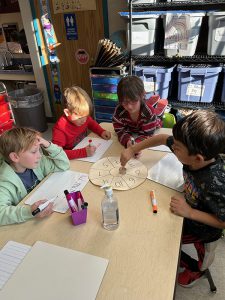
[101,185,119,230]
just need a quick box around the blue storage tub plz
[94,105,116,115]
[91,76,121,85]
[95,112,113,121]
[133,65,175,98]
[177,65,222,103]
[92,84,118,93]
[94,99,118,108]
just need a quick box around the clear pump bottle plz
[101,185,119,230]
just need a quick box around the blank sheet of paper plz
[147,153,184,192]
[25,170,89,213]
[73,137,113,162]
[0,241,109,300]
[0,241,31,290]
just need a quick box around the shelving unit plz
[128,0,225,111]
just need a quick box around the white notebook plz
[0,241,109,300]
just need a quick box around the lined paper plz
[0,241,31,290]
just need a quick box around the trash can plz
[8,88,47,132]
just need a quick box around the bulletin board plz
[53,0,96,14]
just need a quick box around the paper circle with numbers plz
[89,156,147,190]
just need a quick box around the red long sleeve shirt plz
[112,100,162,147]
[52,115,105,159]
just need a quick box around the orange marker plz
[150,190,158,214]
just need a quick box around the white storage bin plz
[120,12,160,56]
[207,11,225,56]
[162,11,205,57]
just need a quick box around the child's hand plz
[170,196,192,218]
[101,130,111,140]
[37,136,51,148]
[120,147,135,167]
[126,140,141,159]
[31,200,53,218]
[86,145,96,157]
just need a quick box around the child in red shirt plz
[52,86,111,159]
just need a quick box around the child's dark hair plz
[172,110,225,160]
[117,76,145,104]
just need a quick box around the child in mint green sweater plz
[0,127,70,225]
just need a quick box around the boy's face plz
[172,139,196,166]
[122,99,141,115]
[12,139,42,172]
[64,109,88,126]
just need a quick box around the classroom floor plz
[43,124,225,300]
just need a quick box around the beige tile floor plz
[43,124,225,300]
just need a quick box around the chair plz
[200,240,220,293]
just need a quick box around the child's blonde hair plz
[0,127,39,163]
[64,86,92,116]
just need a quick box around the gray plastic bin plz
[8,88,47,132]
[120,12,160,56]
[207,11,225,56]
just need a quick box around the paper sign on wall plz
[53,0,96,13]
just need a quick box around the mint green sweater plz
[0,143,70,225]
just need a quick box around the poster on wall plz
[64,13,78,40]
[53,0,96,13]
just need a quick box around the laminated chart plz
[89,156,147,190]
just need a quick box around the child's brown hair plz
[64,86,92,116]
[0,127,39,163]
[173,110,225,160]
[117,76,145,104]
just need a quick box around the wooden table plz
[0,124,183,300]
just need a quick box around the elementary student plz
[120,110,225,287]
[112,75,166,149]
[0,127,70,226]
[52,86,111,159]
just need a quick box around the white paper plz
[73,137,113,163]
[0,241,108,300]
[147,153,184,192]
[0,241,31,290]
[25,170,89,213]
[148,145,171,152]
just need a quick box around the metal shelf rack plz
[128,0,225,110]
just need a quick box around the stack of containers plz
[119,12,160,56]
[133,65,175,99]
[90,67,126,123]
[0,83,14,134]
[177,64,222,103]
[162,11,205,57]
[207,11,225,56]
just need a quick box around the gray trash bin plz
[8,88,47,132]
